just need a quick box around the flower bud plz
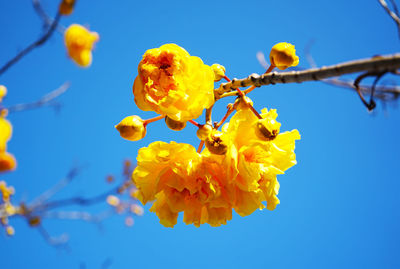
[255,117,281,141]
[0,85,7,102]
[269,42,299,70]
[59,0,76,16]
[115,115,146,141]
[0,152,16,173]
[28,216,41,227]
[234,96,253,111]
[205,130,229,155]
[106,195,120,207]
[165,116,187,131]
[196,124,213,140]
[211,64,226,82]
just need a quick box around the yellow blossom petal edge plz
[64,24,99,67]
[133,44,215,122]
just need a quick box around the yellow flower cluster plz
[118,43,300,227]
[133,103,299,227]
[133,44,215,122]
[64,24,99,67]
[0,86,16,173]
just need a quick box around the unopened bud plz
[0,152,16,173]
[269,42,299,70]
[211,64,226,82]
[28,216,41,227]
[205,130,229,155]
[165,116,186,131]
[196,124,213,140]
[115,115,146,141]
[255,117,280,141]
[59,0,76,16]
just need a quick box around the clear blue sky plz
[1,0,400,268]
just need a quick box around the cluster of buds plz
[0,181,16,236]
[115,43,300,227]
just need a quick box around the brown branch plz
[32,0,65,33]
[5,82,70,113]
[0,7,61,76]
[379,0,400,39]
[217,54,400,96]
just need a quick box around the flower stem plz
[143,115,165,126]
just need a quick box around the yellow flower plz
[269,42,299,70]
[132,108,300,227]
[133,44,215,122]
[64,24,99,67]
[5,226,14,236]
[0,85,7,102]
[59,0,75,16]
[0,181,14,202]
[106,195,120,207]
[225,107,300,212]
[115,115,146,141]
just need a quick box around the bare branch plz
[379,0,400,39]
[32,0,65,33]
[0,7,61,76]
[217,54,400,96]
[5,82,70,113]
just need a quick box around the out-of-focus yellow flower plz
[64,24,99,67]
[269,42,299,70]
[5,226,14,236]
[211,64,226,82]
[115,115,146,141]
[133,44,215,122]
[59,0,75,16]
[131,204,144,216]
[0,85,7,102]
[106,195,120,207]
[0,181,14,202]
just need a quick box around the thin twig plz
[5,82,70,113]
[379,0,400,39]
[217,54,400,96]
[32,0,65,33]
[0,9,61,76]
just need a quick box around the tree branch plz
[0,7,61,76]
[217,54,400,97]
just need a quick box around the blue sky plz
[1,0,400,268]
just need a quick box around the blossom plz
[64,24,99,67]
[115,115,146,141]
[133,44,215,122]
[0,112,16,173]
[211,64,226,82]
[269,42,299,70]
[0,152,16,172]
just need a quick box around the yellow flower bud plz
[211,64,226,82]
[0,152,16,173]
[165,116,187,131]
[205,130,229,155]
[269,42,299,70]
[255,117,281,141]
[234,96,253,111]
[0,85,7,102]
[196,124,213,140]
[6,226,14,236]
[59,0,75,16]
[115,115,146,141]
